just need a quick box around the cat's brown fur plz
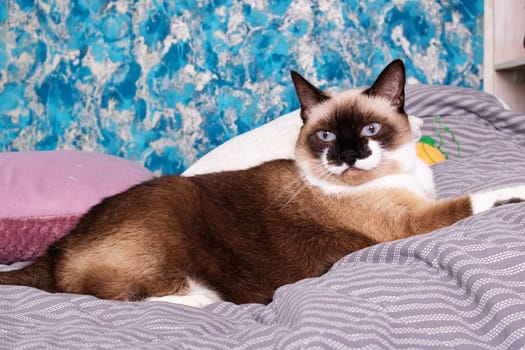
[0,60,522,305]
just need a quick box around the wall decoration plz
[0,0,483,174]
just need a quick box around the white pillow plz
[183,110,302,176]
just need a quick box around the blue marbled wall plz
[0,0,483,175]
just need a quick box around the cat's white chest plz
[303,165,435,200]
[363,159,436,200]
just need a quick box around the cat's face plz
[292,60,417,188]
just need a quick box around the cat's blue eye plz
[361,122,381,137]
[316,130,336,142]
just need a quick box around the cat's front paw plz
[470,185,525,214]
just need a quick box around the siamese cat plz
[1,59,524,307]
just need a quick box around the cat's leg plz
[408,185,525,235]
[146,278,222,307]
[53,244,198,303]
[56,265,192,302]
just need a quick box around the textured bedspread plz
[2,85,525,349]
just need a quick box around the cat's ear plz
[290,70,329,121]
[364,59,406,113]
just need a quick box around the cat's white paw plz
[470,185,525,214]
[146,294,218,308]
[145,279,222,308]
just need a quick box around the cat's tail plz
[0,254,57,292]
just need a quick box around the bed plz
[2,84,525,349]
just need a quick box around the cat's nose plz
[340,149,371,166]
[340,151,357,166]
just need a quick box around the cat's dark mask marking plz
[306,105,373,167]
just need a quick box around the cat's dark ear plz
[364,59,406,113]
[290,70,329,121]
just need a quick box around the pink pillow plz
[0,150,155,264]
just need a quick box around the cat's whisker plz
[279,181,307,210]
[266,177,306,211]
[262,175,303,210]
[308,161,336,182]
[271,161,326,211]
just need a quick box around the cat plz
[1,59,524,307]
